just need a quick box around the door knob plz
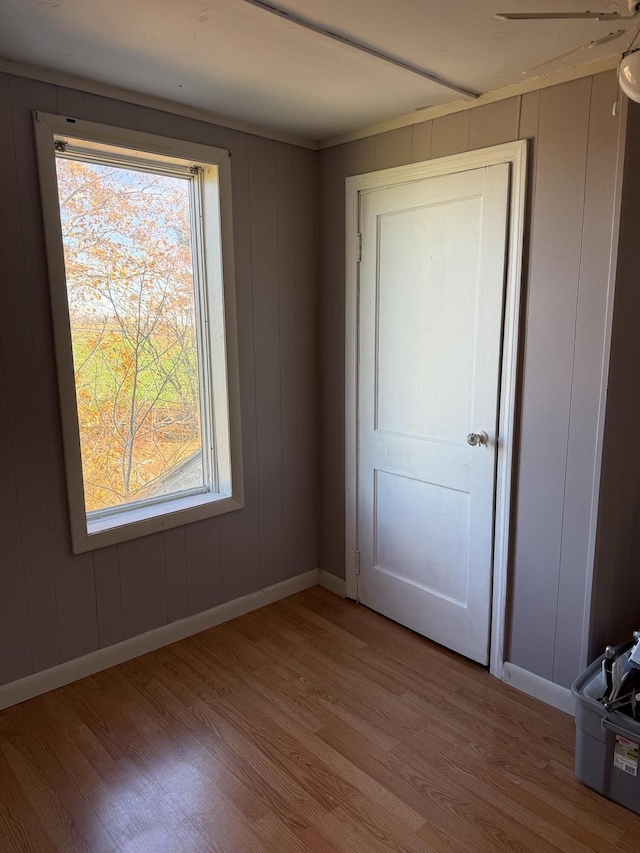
[467,432,488,446]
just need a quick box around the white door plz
[357,163,510,664]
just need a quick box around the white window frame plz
[34,111,244,554]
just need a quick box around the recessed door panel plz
[376,199,482,444]
[374,469,470,606]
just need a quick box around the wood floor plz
[1,587,639,852]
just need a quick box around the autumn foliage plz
[56,156,203,513]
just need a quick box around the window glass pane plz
[55,156,205,513]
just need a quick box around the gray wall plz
[319,71,622,688]
[0,72,319,687]
[0,66,628,694]
[589,99,640,658]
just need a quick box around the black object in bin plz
[572,651,640,814]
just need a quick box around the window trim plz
[34,111,244,553]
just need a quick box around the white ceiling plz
[0,0,636,141]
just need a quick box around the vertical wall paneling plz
[431,110,471,159]
[319,150,339,582]
[589,97,640,657]
[93,545,123,649]
[186,518,221,614]
[207,125,263,603]
[55,86,87,121]
[119,534,168,639]
[163,527,188,624]
[0,74,33,685]
[0,336,32,684]
[141,109,204,145]
[294,147,321,574]
[469,97,520,151]
[0,72,319,690]
[410,120,433,163]
[84,93,140,130]
[507,87,540,667]
[199,121,245,154]
[553,72,621,684]
[6,75,61,672]
[509,77,593,680]
[319,137,376,581]
[518,90,541,245]
[517,90,541,393]
[374,127,413,171]
[602,95,636,652]
[248,137,285,588]
[137,105,171,138]
[276,144,301,583]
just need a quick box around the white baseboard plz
[502,661,575,716]
[318,569,346,597]
[0,569,319,711]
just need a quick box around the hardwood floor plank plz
[279,596,369,651]
[253,661,399,752]
[88,669,270,851]
[2,698,120,851]
[44,686,233,852]
[157,642,425,831]
[1,738,98,852]
[120,660,303,828]
[319,716,567,853]
[316,723,498,852]
[233,612,427,739]
[386,742,592,853]
[406,690,575,772]
[1,588,638,852]
[0,748,57,852]
[317,797,444,853]
[136,652,331,831]
[252,811,339,853]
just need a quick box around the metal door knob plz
[467,432,488,446]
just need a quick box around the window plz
[34,112,243,553]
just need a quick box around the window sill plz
[72,491,244,553]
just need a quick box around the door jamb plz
[344,140,528,678]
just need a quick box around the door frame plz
[345,140,528,678]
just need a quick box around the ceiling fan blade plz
[496,11,632,20]
[525,28,628,72]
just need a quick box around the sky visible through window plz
[55,156,204,513]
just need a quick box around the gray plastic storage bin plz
[572,652,640,814]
